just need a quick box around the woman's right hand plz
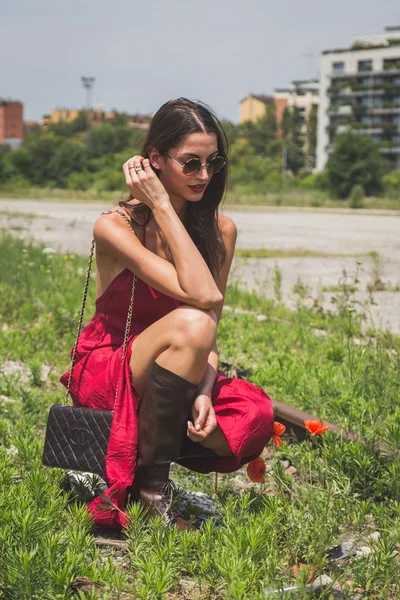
[123,155,169,211]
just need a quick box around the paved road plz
[1,199,399,333]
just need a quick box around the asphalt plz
[1,199,399,333]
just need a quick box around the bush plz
[298,174,318,189]
[349,184,365,208]
[67,170,93,191]
[326,131,384,198]
[383,170,400,198]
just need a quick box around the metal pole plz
[81,76,95,130]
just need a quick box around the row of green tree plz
[0,109,398,199]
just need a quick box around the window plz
[393,77,400,84]
[360,77,373,85]
[333,61,345,72]
[371,135,382,142]
[358,59,373,72]
[392,134,400,142]
[393,115,400,123]
[361,96,375,106]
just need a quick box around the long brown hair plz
[119,98,228,278]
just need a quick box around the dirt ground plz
[1,199,399,333]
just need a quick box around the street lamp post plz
[81,76,96,130]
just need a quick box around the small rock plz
[234,307,251,315]
[261,448,272,460]
[312,328,328,337]
[70,577,102,595]
[280,460,290,470]
[0,360,51,385]
[5,445,18,456]
[332,581,343,591]
[2,324,8,332]
[232,476,254,491]
[179,578,196,590]
[285,466,297,477]
[356,546,372,557]
[256,314,267,322]
[368,531,381,542]
[0,395,15,404]
[312,574,333,586]
[328,541,357,560]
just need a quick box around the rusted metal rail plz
[221,362,396,459]
[272,399,359,443]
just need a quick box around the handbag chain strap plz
[65,209,138,409]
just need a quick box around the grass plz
[234,248,374,260]
[0,234,400,599]
[1,185,400,212]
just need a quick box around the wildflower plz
[247,457,266,482]
[273,421,286,447]
[304,419,332,435]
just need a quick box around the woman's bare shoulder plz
[218,214,237,241]
[94,206,142,241]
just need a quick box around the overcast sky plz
[1,0,400,123]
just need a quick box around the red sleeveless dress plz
[61,227,274,528]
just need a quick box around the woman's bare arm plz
[94,210,222,310]
[94,155,223,310]
[197,214,238,396]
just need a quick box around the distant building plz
[240,82,319,159]
[126,113,152,131]
[274,80,319,139]
[45,108,80,124]
[24,120,41,135]
[43,108,152,130]
[317,26,400,171]
[239,94,274,124]
[0,99,24,148]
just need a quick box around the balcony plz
[357,127,384,135]
[327,105,353,116]
[379,145,400,154]
[330,68,400,81]
[328,87,385,98]
[367,106,400,115]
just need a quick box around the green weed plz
[0,234,399,598]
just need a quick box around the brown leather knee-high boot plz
[132,360,198,526]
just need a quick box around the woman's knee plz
[172,306,217,351]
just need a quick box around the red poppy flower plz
[273,421,286,447]
[304,419,332,435]
[247,457,266,482]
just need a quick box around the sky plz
[1,0,400,123]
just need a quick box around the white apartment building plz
[316,26,400,171]
[274,79,319,137]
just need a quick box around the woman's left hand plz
[187,394,217,442]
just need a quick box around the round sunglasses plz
[168,154,225,176]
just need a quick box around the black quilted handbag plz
[42,210,137,475]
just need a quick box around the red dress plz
[61,227,274,528]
